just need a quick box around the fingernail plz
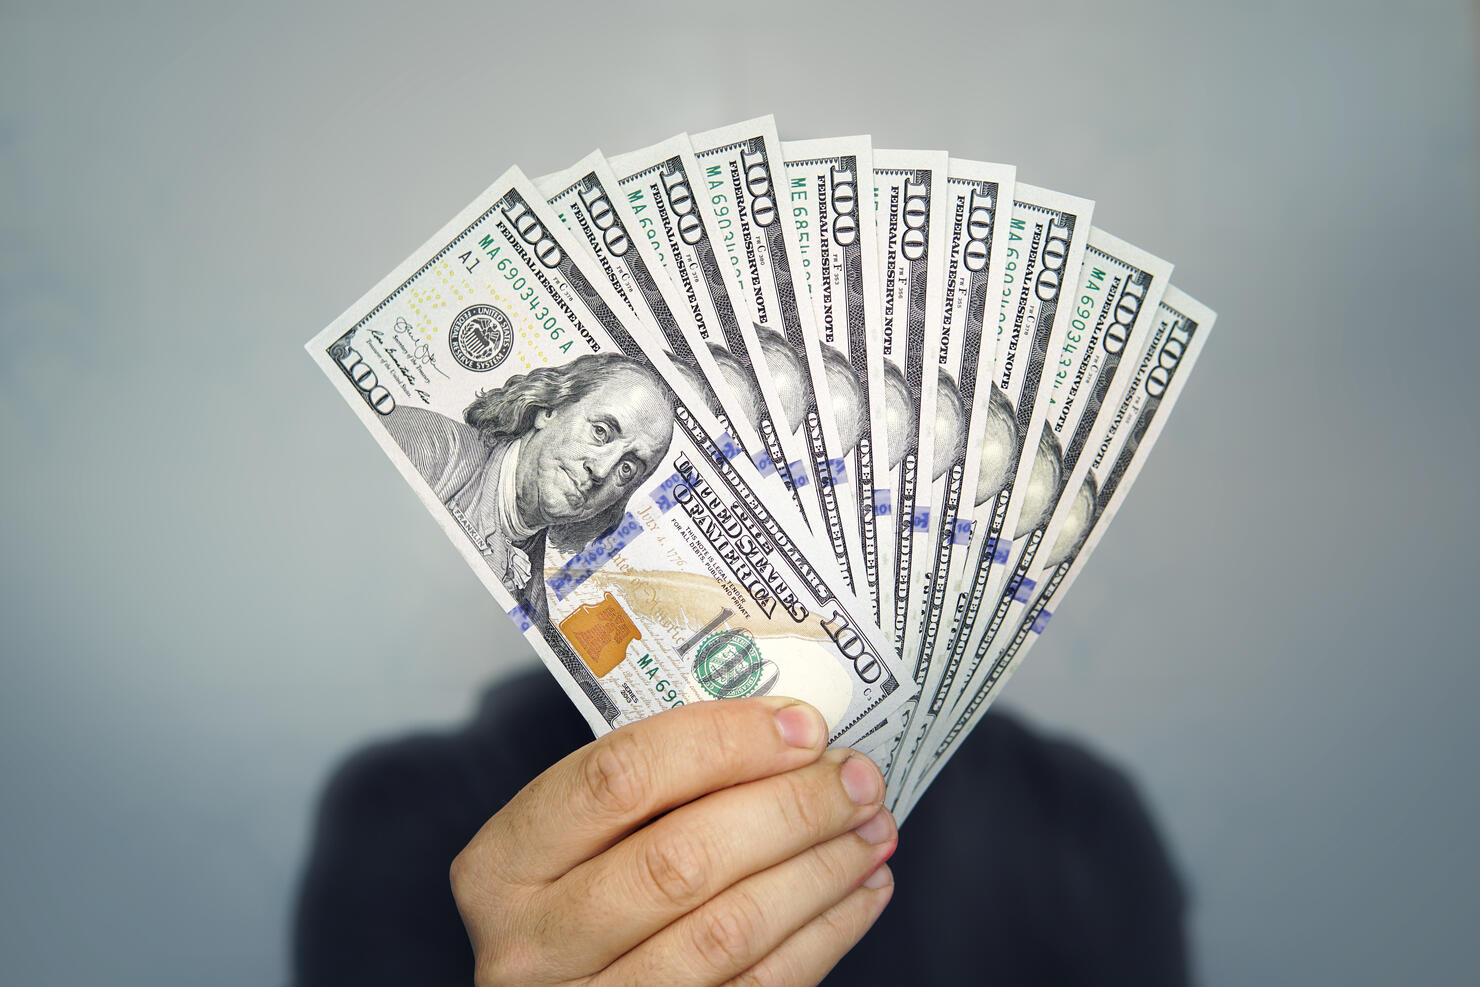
[841,754,884,805]
[863,863,893,890]
[853,809,895,845]
[774,702,825,749]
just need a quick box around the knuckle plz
[472,952,506,987]
[702,705,753,767]
[730,965,780,987]
[456,861,539,985]
[640,829,711,909]
[773,769,829,836]
[473,947,535,987]
[449,847,475,903]
[450,840,503,908]
[690,894,761,971]
[810,840,859,888]
[816,900,859,946]
[583,730,649,818]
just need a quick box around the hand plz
[450,696,898,985]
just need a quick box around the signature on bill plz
[390,316,450,379]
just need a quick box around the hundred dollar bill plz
[917,184,1094,736]
[690,117,859,592]
[534,152,790,510]
[881,159,1016,788]
[533,151,808,527]
[893,225,1167,795]
[873,149,950,648]
[608,136,816,533]
[781,135,887,622]
[962,231,1173,674]
[307,166,911,745]
[900,287,1215,813]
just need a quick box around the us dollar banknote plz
[534,151,789,510]
[960,228,1173,685]
[873,150,950,649]
[608,136,815,534]
[781,136,888,623]
[921,184,1094,728]
[307,166,911,745]
[900,287,1215,811]
[883,159,1017,788]
[690,118,859,593]
[894,225,1167,799]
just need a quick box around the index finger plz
[468,696,828,886]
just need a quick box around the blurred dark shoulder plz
[293,668,1188,987]
[291,669,590,987]
[833,708,1190,986]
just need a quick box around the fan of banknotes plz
[307,116,1215,819]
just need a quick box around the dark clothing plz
[292,669,1189,986]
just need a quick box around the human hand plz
[450,697,898,985]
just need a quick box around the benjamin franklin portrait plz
[384,352,675,626]
[662,345,734,429]
[973,383,1020,506]
[881,361,915,471]
[713,329,870,463]
[753,324,807,434]
[1044,473,1097,568]
[702,343,765,432]
[932,368,968,481]
[970,388,1067,535]
[1014,424,1066,539]
[819,345,866,456]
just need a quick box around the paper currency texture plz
[902,286,1215,812]
[872,150,950,649]
[887,159,1017,788]
[305,115,1218,815]
[926,184,1094,725]
[691,117,860,593]
[609,136,816,532]
[308,167,911,745]
[781,136,888,623]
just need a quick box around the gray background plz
[3,1,1476,983]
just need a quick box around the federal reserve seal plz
[693,629,773,699]
[448,304,513,372]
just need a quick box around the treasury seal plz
[448,304,513,372]
[693,629,770,699]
